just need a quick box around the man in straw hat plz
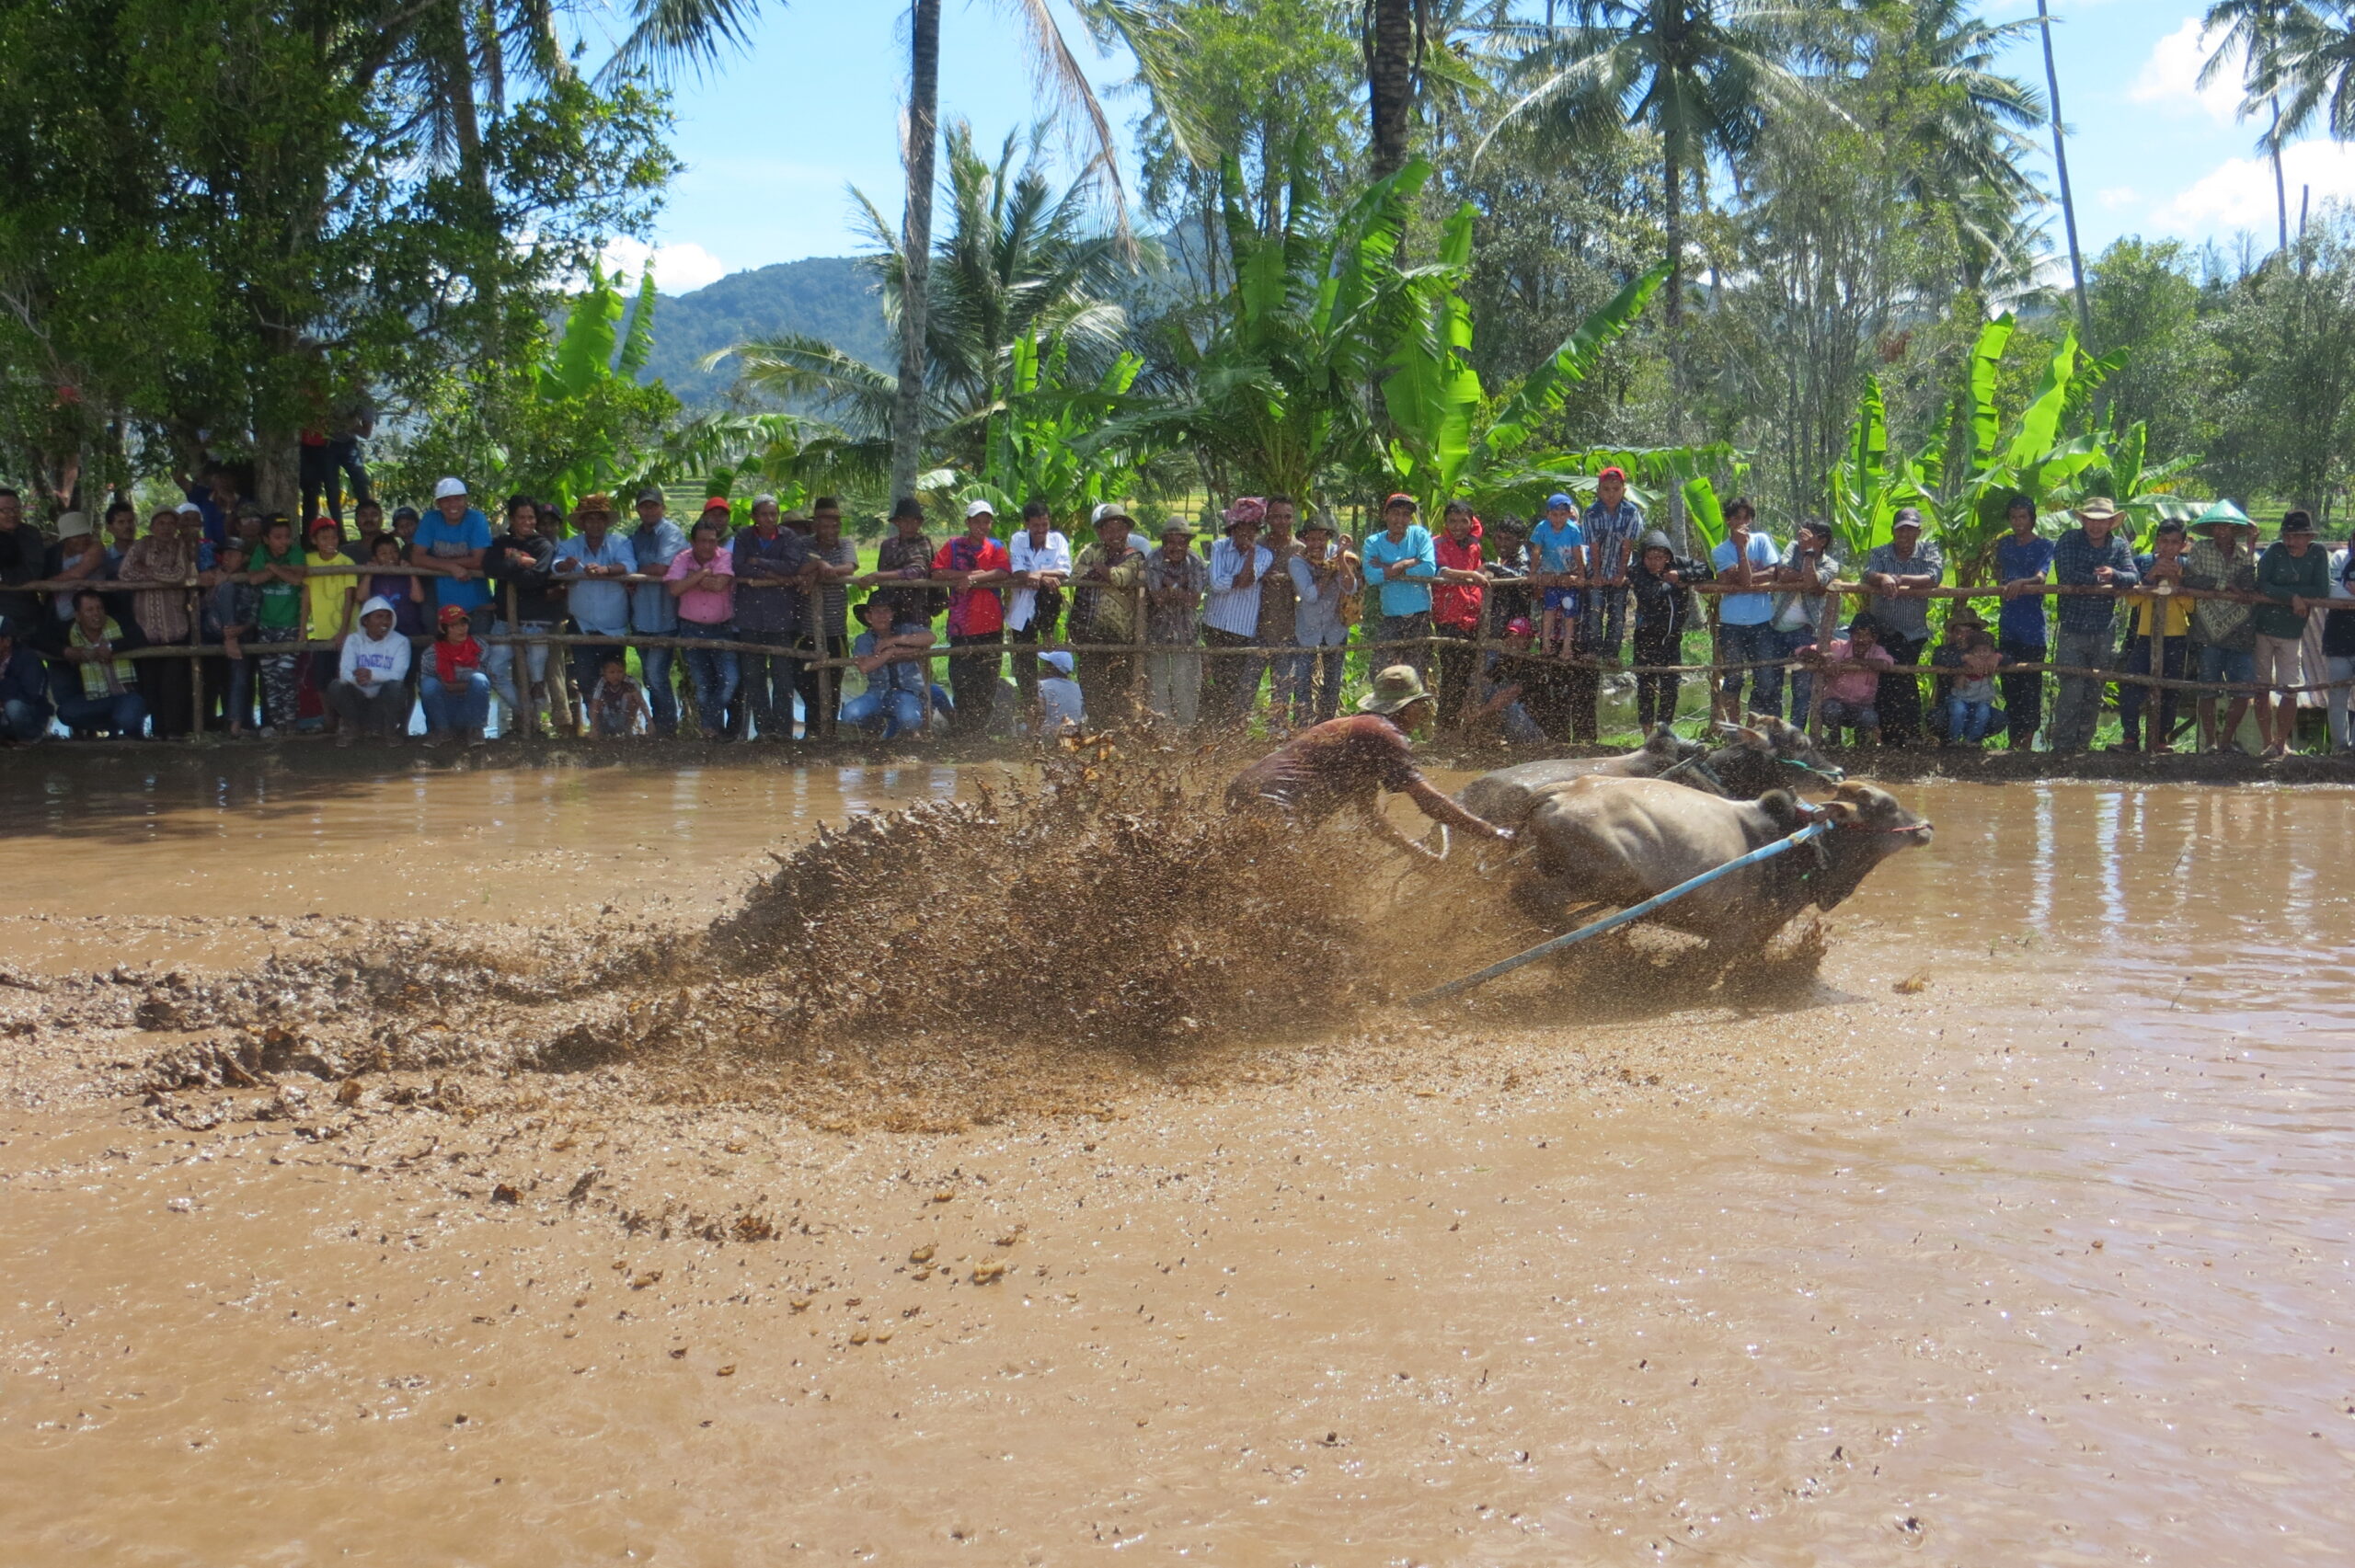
[2047,496,2140,754]
[1224,664,1514,857]
[2182,499,2260,752]
[1141,512,1206,728]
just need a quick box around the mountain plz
[634,256,890,408]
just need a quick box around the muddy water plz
[1,767,2351,1563]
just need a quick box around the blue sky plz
[599,0,2340,291]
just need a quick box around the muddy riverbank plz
[0,761,2349,1563]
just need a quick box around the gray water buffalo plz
[1458,715,1841,829]
[1514,776,1932,949]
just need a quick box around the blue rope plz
[1409,821,1833,1004]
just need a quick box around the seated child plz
[587,652,651,738]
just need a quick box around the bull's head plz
[1802,782,1931,908]
[1746,711,1844,782]
[1638,724,1708,764]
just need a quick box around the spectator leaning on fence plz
[2254,509,2329,761]
[1363,494,1438,679]
[934,499,1011,738]
[1993,494,2055,749]
[551,492,637,724]
[1579,465,1644,666]
[1859,508,1944,745]
[1289,512,1357,730]
[328,596,414,744]
[626,487,688,737]
[2183,501,2260,755]
[0,487,40,628]
[1709,498,1783,723]
[2119,518,2192,754]
[0,617,52,742]
[484,494,559,738]
[733,493,812,741]
[203,537,258,736]
[1528,491,1583,661]
[249,514,306,734]
[2325,524,2355,757]
[1070,502,1144,726]
[415,477,492,618]
[1629,529,1702,731]
[867,496,942,629]
[1143,515,1207,729]
[1203,499,1273,727]
[1772,518,1839,727]
[1006,499,1071,711]
[798,498,861,737]
[1255,495,1306,727]
[2047,497,2140,755]
[666,514,740,739]
[1430,500,1490,732]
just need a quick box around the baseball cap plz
[965,498,995,520]
[1038,649,1075,676]
[432,476,467,500]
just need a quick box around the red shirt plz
[933,535,1012,636]
[431,635,484,685]
[1432,526,1485,630]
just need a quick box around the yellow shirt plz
[304,549,354,639]
[2131,567,2193,638]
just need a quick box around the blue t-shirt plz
[1993,532,2056,645]
[1530,518,1583,576]
[414,509,494,611]
[1709,533,1784,626]
[1362,525,1437,617]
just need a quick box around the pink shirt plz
[1818,637,1893,704]
[665,546,735,624]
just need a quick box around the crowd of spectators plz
[0,471,2347,758]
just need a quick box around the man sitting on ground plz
[327,595,414,744]
[1225,664,1514,857]
[0,618,52,742]
[40,588,150,738]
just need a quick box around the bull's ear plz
[1819,798,1861,825]
[1724,724,1770,750]
[1756,788,1806,828]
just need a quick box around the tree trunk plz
[1661,144,1688,551]
[1365,0,1415,181]
[2036,0,2092,349]
[890,0,941,503]
[2270,97,2289,253]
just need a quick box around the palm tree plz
[611,0,1153,499]
[2033,0,2091,343]
[2200,0,2320,251]
[1367,0,1419,178]
[1482,2,1819,338]
[710,123,1132,481]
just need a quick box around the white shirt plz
[338,626,412,693]
[1037,675,1085,732]
[1005,530,1073,630]
[1205,537,1274,639]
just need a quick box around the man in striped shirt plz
[1203,500,1273,728]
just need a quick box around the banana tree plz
[1826,376,1935,566]
[957,332,1149,521]
[527,263,676,515]
[1378,202,1673,520]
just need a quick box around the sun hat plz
[357,595,396,622]
[1357,663,1433,715]
[1504,617,1535,636]
[54,511,90,539]
[1157,516,1198,537]
[1090,501,1134,527]
[2192,498,2249,532]
[1038,649,1075,676]
[2074,496,2121,521]
[432,476,466,500]
[2282,513,2318,535]
[964,498,995,520]
[436,603,472,624]
[574,492,614,517]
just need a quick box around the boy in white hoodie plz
[328,595,414,743]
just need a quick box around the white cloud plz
[597,237,731,292]
[2151,140,2355,234]
[2129,17,2245,126]
[2097,186,2140,210]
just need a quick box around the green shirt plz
[2254,541,2330,641]
[254,543,304,630]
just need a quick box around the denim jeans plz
[2118,633,2188,748]
[841,686,927,738]
[1717,619,1782,716]
[1376,612,1431,677]
[482,618,552,732]
[420,670,489,735]
[1777,624,1821,726]
[2329,654,2355,750]
[1999,636,2047,748]
[327,681,409,738]
[57,690,147,736]
[1819,696,1878,737]
[1265,646,1315,727]
[1946,696,1995,743]
[637,641,678,734]
[737,632,801,739]
[2049,625,2113,751]
[4,694,53,740]
[1296,636,1347,727]
[676,621,740,736]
